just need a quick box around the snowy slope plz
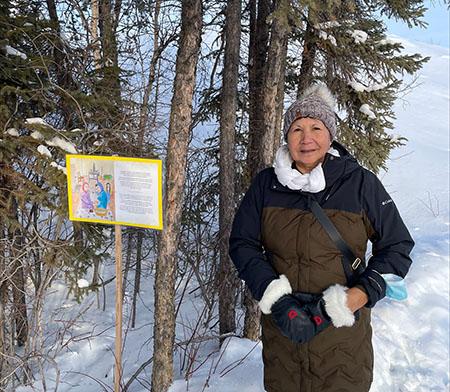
[370,36,450,392]
[15,37,449,392]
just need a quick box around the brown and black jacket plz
[229,141,414,392]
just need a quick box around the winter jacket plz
[228,141,414,392]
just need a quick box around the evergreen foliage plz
[283,0,429,171]
[1,0,112,301]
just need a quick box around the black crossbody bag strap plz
[310,199,365,285]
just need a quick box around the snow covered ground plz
[15,37,449,392]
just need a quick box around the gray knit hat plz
[283,84,337,141]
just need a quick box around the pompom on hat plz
[282,83,337,141]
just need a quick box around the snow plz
[377,37,402,46]
[367,82,387,91]
[318,30,337,46]
[350,29,368,44]
[50,161,67,175]
[77,279,90,288]
[349,81,388,92]
[46,136,78,154]
[359,103,377,119]
[14,36,449,392]
[6,128,19,136]
[37,145,52,158]
[349,81,367,92]
[4,44,27,60]
[25,117,49,126]
[30,130,44,140]
[314,21,341,29]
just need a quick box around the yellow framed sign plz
[66,155,163,230]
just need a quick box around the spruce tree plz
[0,0,108,308]
[284,0,429,172]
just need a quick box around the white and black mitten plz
[322,284,356,328]
[258,274,292,315]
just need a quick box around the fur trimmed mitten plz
[322,284,356,327]
[271,292,332,343]
[258,274,292,315]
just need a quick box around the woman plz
[228,84,414,392]
[80,182,94,211]
[95,182,109,209]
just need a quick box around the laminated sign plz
[66,155,163,229]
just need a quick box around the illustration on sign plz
[66,155,163,230]
[70,159,115,221]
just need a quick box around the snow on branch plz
[77,279,90,288]
[46,136,77,154]
[6,128,19,136]
[37,145,52,158]
[359,104,376,119]
[349,30,368,44]
[31,130,44,140]
[377,38,401,46]
[3,45,27,60]
[318,30,337,46]
[50,162,67,175]
[349,81,388,92]
[25,117,52,128]
[314,21,341,29]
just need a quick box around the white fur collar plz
[273,145,339,193]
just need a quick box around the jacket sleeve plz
[356,170,415,307]
[228,170,279,301]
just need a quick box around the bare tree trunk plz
[46,0,78,125]
[137,0,161,148]
[242,287,260,340]
[90,0,102,68]
[9,199,28,347]
[0,222,7,386]
[98,0,121,111]
[11,257,28,347]
[244,0,290,341]
[150,0,202,390]
[131,230,143,328]
[258,0,290,170]
[241,0,271,342]
[218,0,241,343]
[296,17,317,98]
[273,38,288,156]
[246,0,271,183]
[32,206,42,294]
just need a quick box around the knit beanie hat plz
[282,84,337,141]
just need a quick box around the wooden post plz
[114,224,123,392]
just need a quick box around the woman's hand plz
[271,293,331,343]
[345,287,368,313]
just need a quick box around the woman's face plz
[287,117,331,174]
